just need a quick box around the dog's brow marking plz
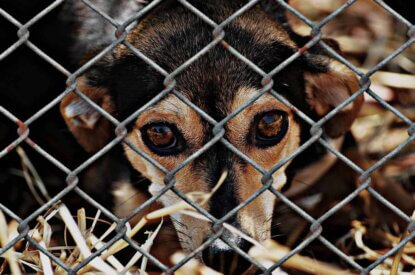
[232,86,291,114]
[135,94,206,149]
[147,96,187,117]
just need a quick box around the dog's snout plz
[202,236,252,274]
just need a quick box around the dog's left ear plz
[304,57,363,138]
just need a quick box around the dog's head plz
[61,1,363,272]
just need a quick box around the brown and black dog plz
[60,0,363,273]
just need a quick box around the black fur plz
[78,0,336,197]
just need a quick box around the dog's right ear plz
[60,76,115,153]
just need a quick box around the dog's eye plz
[147,125,176,147]
[255,111,288,147]
[141,123,184,155]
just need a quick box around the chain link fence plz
[1,0,414,274]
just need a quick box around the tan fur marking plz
[227,87,301,240]
[136,95,205,153]
[122,94,212,252]
[122,141,212,252]
[122,86,302,250]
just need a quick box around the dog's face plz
[61,1,362,272]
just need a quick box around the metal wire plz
[0,0,414,274]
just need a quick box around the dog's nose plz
[202,237,252,274]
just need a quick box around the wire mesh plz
[0,0,414,274]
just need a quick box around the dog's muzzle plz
[202,230,253,274]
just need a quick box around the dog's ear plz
[303,45,363,138]
[60,76,115,153]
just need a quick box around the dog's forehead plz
[113,4,301,120]
[116,2,296,58]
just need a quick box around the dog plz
[60,0,363,273]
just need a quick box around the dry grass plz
[0,171,228,274]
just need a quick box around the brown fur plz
[227,88,301,241]
[119,86,301,250]
[305,60,363,137]
[60,77,115,153]
[60,1,363,270]
[232,7,296,47]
